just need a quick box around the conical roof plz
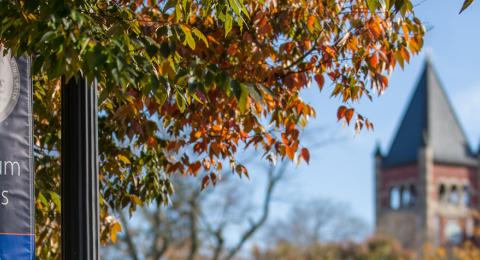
[382,60,476,167]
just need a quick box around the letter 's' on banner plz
[0,50,35,259]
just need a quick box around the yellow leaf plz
[110,222,122,243]
[130,195,142,205]
[117,154,131,164]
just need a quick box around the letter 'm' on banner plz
[0,50,35,259]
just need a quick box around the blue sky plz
[249,1,480,230]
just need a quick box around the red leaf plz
[201,175,210,191]
[210,173,217,186]
[301,148,310,164]
[189,161,202,175]
[337,106,347,121]
[315,74,325,90]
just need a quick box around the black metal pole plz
[61,75,99,260]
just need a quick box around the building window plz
[401,186,411,208]
[390,186,400,210]
[439,184,446,203]
[449,185,460,205]
[409,185,417,206]
[463,186,471,206]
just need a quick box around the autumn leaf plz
[110,222,122,243]
[345,108,355,125]
[212,125,222,131]
[315,74,325,90]
[369,54,378,68]
[189,161,202,175]
[235,164,249,179]
[307,16,316,31]
[285,145,295,160]
[210,173,217,186]
[337,106,347,121]
[300,148,310,164]
[201,175,210,191]
[117,154,131,164]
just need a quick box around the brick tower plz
[375,59,478,249]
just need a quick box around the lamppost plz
[61,75,99,260]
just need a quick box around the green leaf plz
[238,83,249,113]
[49,191,61,213]
[228,0,241,17]
[192,28,209,47]
[367,0,378,14]
[180,25,196,50]
[40,31,56,43]
[176,91,186,112]
[38,192,48,206]
[247,84,262,103]
[225,13,233,36]
[460,0,474,13]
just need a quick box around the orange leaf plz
[402,23,409,41]
[345,108,354,124]
[286,145,295,160]
[325,46,337,58]
[369,54,378,68]
[379,75,389,87]
[281,133,289,145]
[307,16,316,31]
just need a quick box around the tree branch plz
[118,210,140,260]
[224,162,287,260]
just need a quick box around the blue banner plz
[0,50,35,259]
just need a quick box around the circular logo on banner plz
[0,50,20,123]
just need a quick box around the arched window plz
[463,186,471,206]
[401,186,411,208]
[449,185,460,205]
[409,185,417,207]
[390,186,400,210]
[439,184,446,203]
